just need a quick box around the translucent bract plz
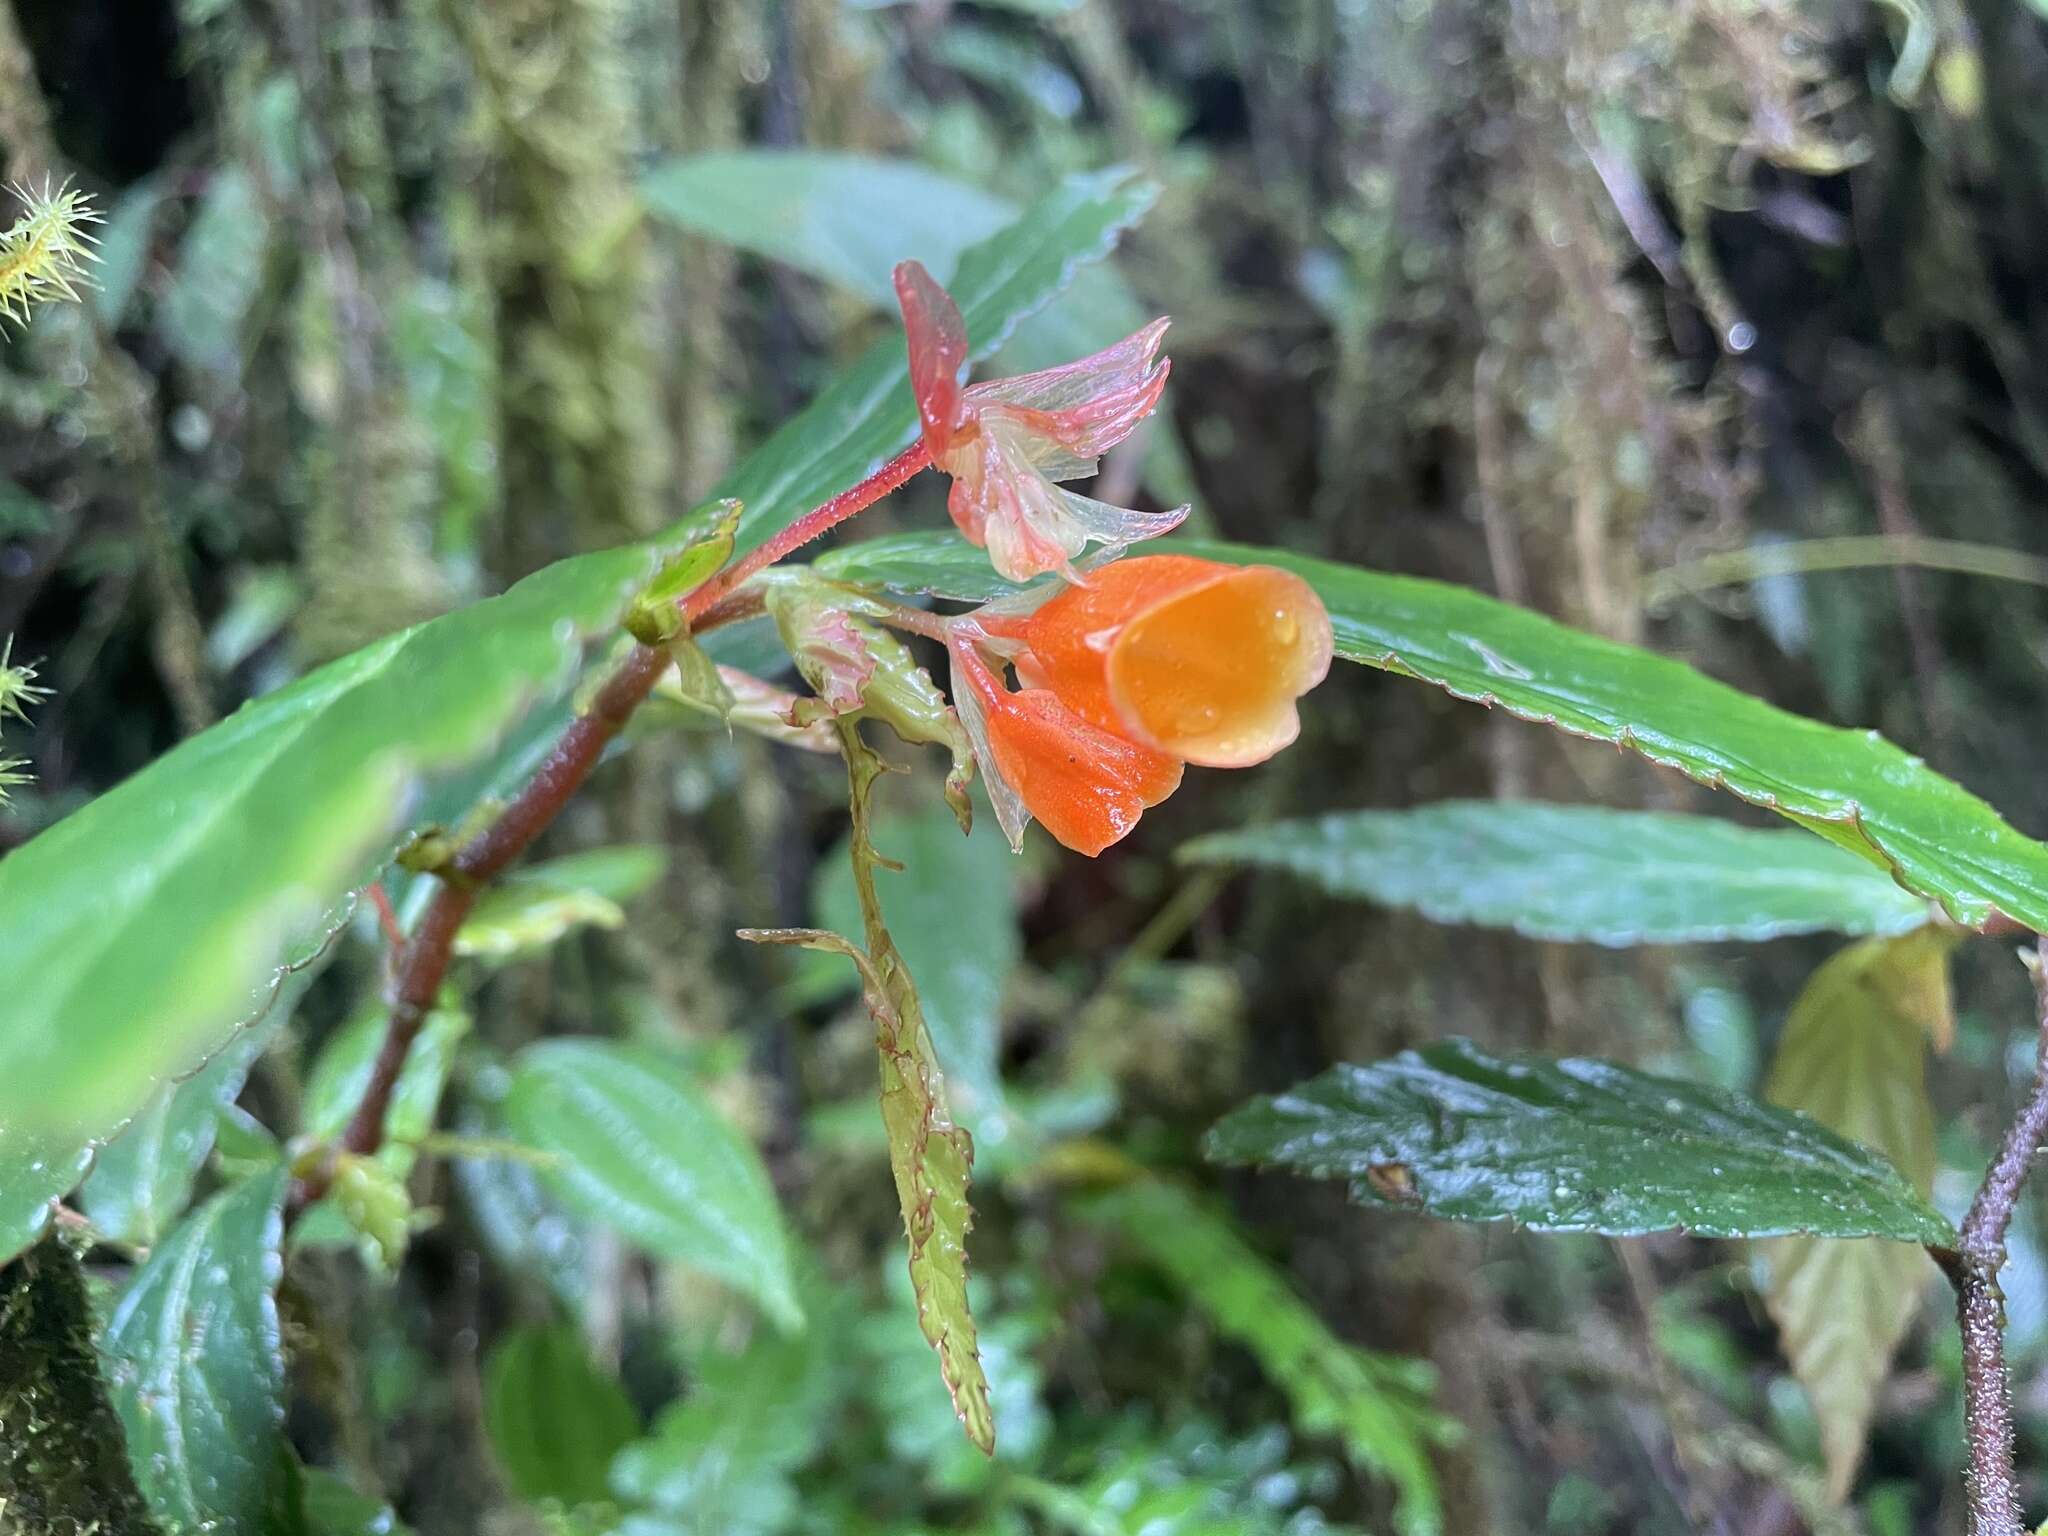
[893,260,1185,583]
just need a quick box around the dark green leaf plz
[1080,1178,1446,1536]
[1180,802,1933,945]
[503,1040,800,1330]
[101,1164,293,1536]
[483,1323,639,1507]
[819,530,2048,934]
[1205,1038,1954,1245]
[814,803,1018,1129]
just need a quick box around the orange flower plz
[894,260,1186,584]
[949,640,1183,857]
[950,555,1334,854]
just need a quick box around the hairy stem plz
[1953,934,2048,1536]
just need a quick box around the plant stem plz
[298,444,937,1208]
[681,440,930,623]
[297,640,671,1202]
[1952,934,2048,1536]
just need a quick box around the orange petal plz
[951,641,1182,857]
[893,260,968,453]
[1021,556,1334,768]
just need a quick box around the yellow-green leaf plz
[742,721,992,1453]
[1756,931,1950,1500]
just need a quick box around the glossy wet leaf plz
[81,1007,282,1247]
[483,1324,639,1507]
[1180,802,1933,945]
[744,723,992,1453]
[504,1039,800,1330]
[0,536,686,1144]
[819,529,2048,934]
[1205,1038,1954,1245]
[101,1164,293,1536]
[814,803,1018,1130]
[1757,933,1947,1499]
[1081,1177,1447,1536]
[0,1130,95,1268]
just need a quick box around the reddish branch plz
[1950,933,2048,1536]
[296,443,934,1207]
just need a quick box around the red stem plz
[681,441,929,623]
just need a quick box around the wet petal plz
[968,318,1170,462]
[893,260,969,453]
[949,638,1181,856]
[1017,555,1334,767]
[946,419,1183,584]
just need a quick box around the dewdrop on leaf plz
[0,179,101,325]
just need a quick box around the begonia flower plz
[895,259,1186,584]
[948,554,1335,854]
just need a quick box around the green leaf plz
[80,1005,283,1247]
[0,1128,95,1268]
[675,167,1159,566]
[1205,1038,1954,1245]
[483,1323,640,1507]
[1180,802,1933,945]
[305,1004,470,1147]
[1079,1177,1447,1536]
[814,803,1018,1130]
[297,1466,414,1536]
[612,1266,848,1534]
[1756,933,1947,1500]
[0,538,686,1144]
[0,170,1154,1153]
[101,1164,294,1536]
[454,845,667,960]
[640,153,1192,505]
[818,530,2048,935]
[503,1039,801,1330]
[743,722,993,1453]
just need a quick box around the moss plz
[0,1238,160,1536]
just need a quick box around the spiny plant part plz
[944,555,1335,854]
[0,635,46,805]
[0,180,100,325]
[894,258,1186,583]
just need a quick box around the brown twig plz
[292,640,670,1209]
[1950,933,2048,1536]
